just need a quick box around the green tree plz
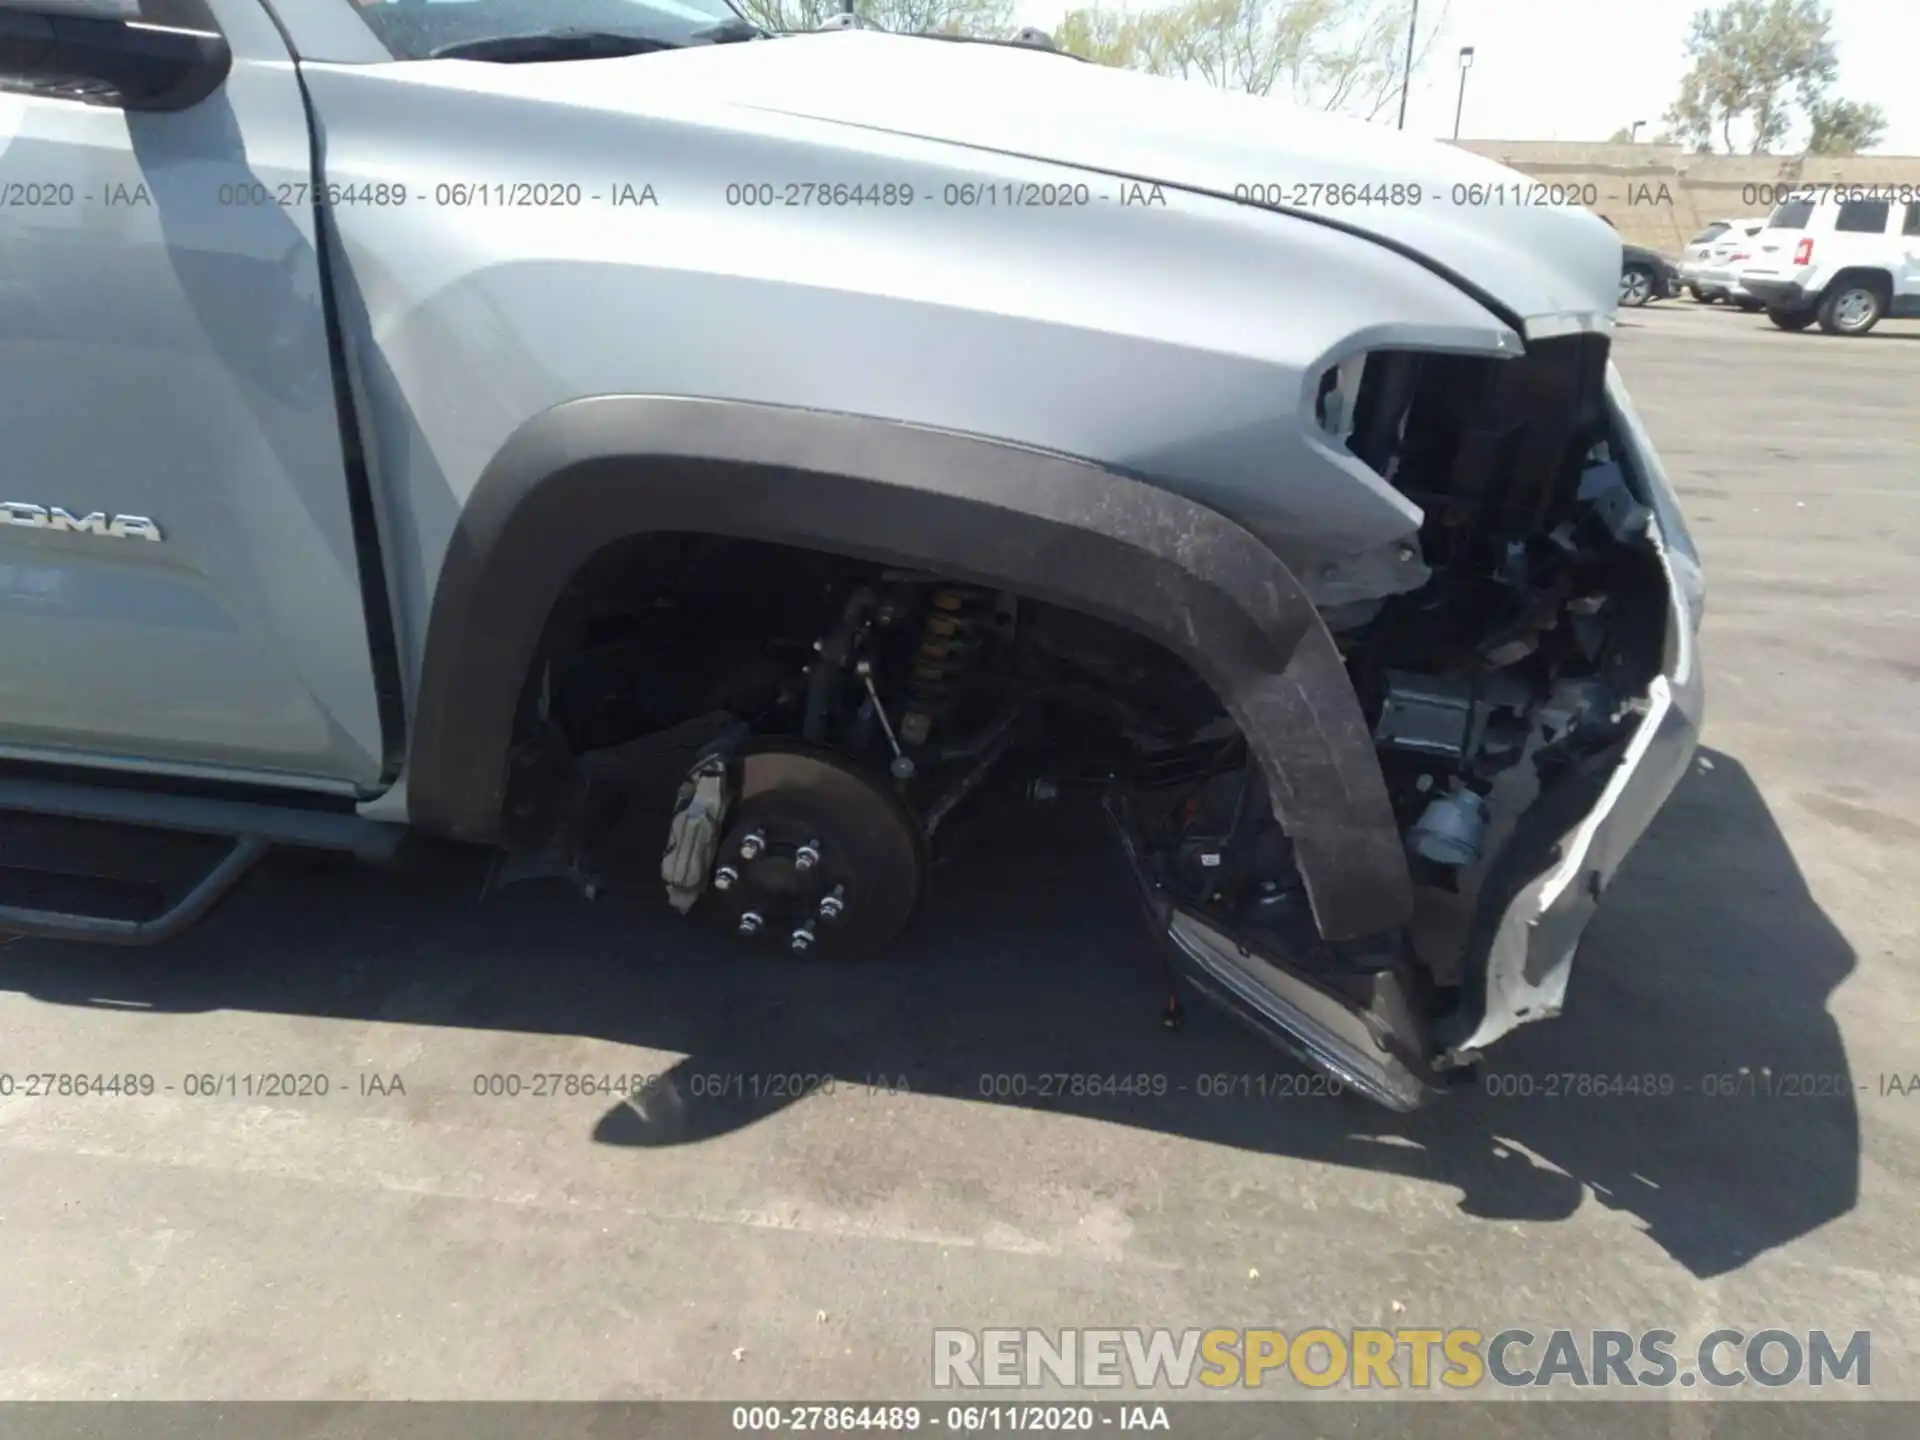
[1663,0,1879,154]
[1055,0,1443,118]
[1805,96,1887,155]
[1605,126,1634,142]
[734,0,1011,36]
[1053,6,1187,74]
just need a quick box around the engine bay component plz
[700,743,928,959]
[1578,461,1652,544]
[1373,671,1475,760]
[1409,789,1490,866]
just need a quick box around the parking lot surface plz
[1,302,1917,1402]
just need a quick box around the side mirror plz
[0,0,231,112]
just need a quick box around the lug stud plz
[739,831,766,860]
[794,840,823,873]
[712,865,739,891]
[818,887,846,921]
[739,911,764,936]
[791,922,816,954]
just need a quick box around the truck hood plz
[469,31,1620,340]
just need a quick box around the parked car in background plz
[1738,192,1920,335]
[1683,217,1769,307]
[1597,219,1678,307]
[1619,242,1679,307]
[1679,218,1740,295]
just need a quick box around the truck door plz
[0,0,388,793]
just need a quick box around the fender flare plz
[407,396,1413,941]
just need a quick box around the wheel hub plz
[703,745,927,959]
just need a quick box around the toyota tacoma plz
[0,0,1704,1109]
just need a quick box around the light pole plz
[1630,119,1646,142]
[1395,0,1420,131]
[1452,46,1474,140]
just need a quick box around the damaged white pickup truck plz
[0,0,1702,1110]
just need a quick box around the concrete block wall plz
[1449,140,1920,254]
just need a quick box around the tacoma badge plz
[0,503,163,541]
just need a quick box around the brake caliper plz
[660,755,734,913]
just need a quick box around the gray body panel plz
[297,57,1538,689]
[0,14,1625,796]
[0,0,385,790]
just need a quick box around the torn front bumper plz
[1445,610,1702,1060]
[1444,383,1704,1060]
[1128,374,1704,1111]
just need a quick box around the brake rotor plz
[705,743,928,959]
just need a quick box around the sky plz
[1009,0,1920,154]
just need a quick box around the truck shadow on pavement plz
[0,747,1858,1282]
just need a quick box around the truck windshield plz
[345,0,755,61]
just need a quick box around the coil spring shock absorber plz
[898,587,990,747]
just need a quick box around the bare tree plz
[1053,5,1188,74]
[733,0,1011,36]
[1055,0,1445,118]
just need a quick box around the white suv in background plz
[1678,217,1737,296]
[1684,217,1769,307]
[1737,192,1920,335]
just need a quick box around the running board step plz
[0,773,404,860]
[0,837,266,945]
[0,773,407,945]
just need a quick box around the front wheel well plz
[401,396,1414,941]
[507,531,1246,808]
